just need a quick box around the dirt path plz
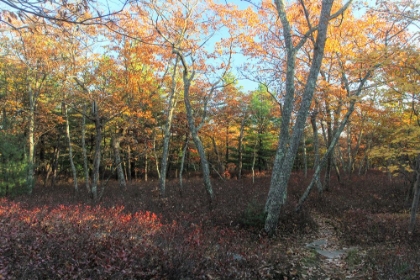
[293,212,369,279]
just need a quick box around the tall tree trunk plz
[174,50,214,202]
[237,116,246,180]
[27,84,35,194]
[91,101,102,202]
[159,57,179,196]
[264,0,342,235]
[409,154,420,233]
[81,105,91,194]
[63,102,78,194]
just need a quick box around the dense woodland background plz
[0,0,420,278]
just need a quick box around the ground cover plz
[0,171,419,279]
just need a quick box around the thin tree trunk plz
[409,154,420,233]
[152,132,161,180]
[112,130,126,189]
[237,116,246,180]
[174,49,214,203]
[91,101,102,202]
[179,135,189,192]
[296,67,374,211]
[310,111,323,192]
[346,122,352,175]
[27,84,35,194]
[81,105,91,194]
[127,145,132,182]
[211,136,224,176]
[63,102,78,194]
[303,132,308,178]
[159,57,179,196]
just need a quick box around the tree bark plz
[63,102,78,195]
[265,0,342,236]
[27,83,35,194]
[91,101,102,202]
[310,110,323,192]
[296,67,374,211]
[237,116,247,179]
[81,105,91,194]
[159,57,179,196]
[112,129,126,189]
[409,154,420,233]
[174,49,214,202]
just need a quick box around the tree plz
[263,0,352,235]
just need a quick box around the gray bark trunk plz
[265,0,340,235]
[237,116,246,180]
[91,102,101,202]
[112,131,126,189]
[159,57,179,196]
[296,68,374,210]
[179,135,189,192]
[409,154,420,233]
[310,111,323,192]
[63,102,78,194]
[81,105,91,194]
[174,50,214,202]
[27,84,35,194]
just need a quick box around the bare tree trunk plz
[81,105,91,194]
[27,84,35,194]
[211,135,224,176]
[303,133,308,178]
[174,50,215,202]
[179,135,189,193]
[127,144,132,182]
[152,132,161,180]
[265,0,345,235]
[91,101,102,202]
[310,111,323,192]
[296,66,374,211]
[112,130,126,189]
[237,116,246,180]
[145,151,148,182]
[159,57,179,196]
[409,154,420,233]
[346,122,352,175]
[63,102,78,194]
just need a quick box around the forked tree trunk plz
[174,49,214,203]
[265,0,353,235]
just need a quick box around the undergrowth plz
[0,171,419,279]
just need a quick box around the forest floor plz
[1,170,420,279]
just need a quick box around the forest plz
[0,0,419,278]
